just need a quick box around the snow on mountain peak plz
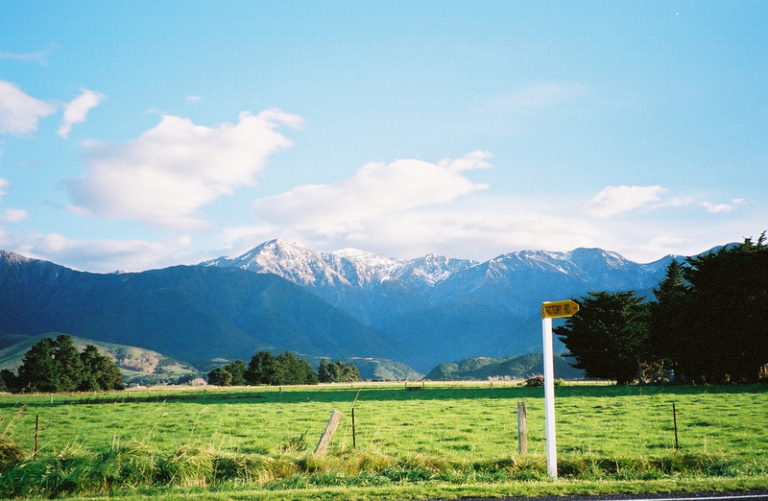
[202,239,657,294]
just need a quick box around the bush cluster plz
[0,335,123,393]
[318,358,360,383]
[207,351,318,386]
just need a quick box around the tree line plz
[1,335,123,393]
[556,234,768,384]
[207,351,360,386]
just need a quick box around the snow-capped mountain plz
[1,241,681,373]
[203,239,476,288]
[203,239,677,370]
[205,239,673,314]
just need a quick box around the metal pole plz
[542,316,557,479]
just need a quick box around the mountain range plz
[1,240,679,373]
[203,239,676,369]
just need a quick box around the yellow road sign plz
[541,300,579,319]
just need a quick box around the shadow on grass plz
[1,383,765,409]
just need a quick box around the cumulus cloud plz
[583,185,667,218]
[1,208,28,223]
[0,177,8,199]
[66,109,301,229]
[244,190,603,262]
[0,80,56,135]
[661,195,742,214]
[58,89,105,138]
[253,151,491,233]
[9,233,193,272]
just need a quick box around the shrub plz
[525,374,544,386]
[0,435,25,471]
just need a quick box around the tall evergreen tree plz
[245,351,277,385]
[225,360,247,385]
[273,351,318,385]
[207,367,233,386]
[318,358,338,382]
[53,335,85,391]
[16,337,58,392]
[554,291,650,384]
[648,260,692,381]
[79,344,123,390]
[680,234,768,382]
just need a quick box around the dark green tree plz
[15,337,58,392]
[225,360,247,385]
[53,335,85,391]
[318,358,339,382]
[206,360,246,386]
[318,358,360,383]
[648,260,691,381]
[675,234,768,382]
[207,367,233,386]
[79,345,123,391]
[555,291,650,384]
[272,351,318,385]
[245,351,277,385]
[0,369,16,392]
[339,362,360,382]
[3,337,122,393]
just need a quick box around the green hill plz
[0,254,402,365]
[345,357,423,381]
[425,353,584,381]
[0,333,202,386]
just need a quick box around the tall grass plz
[2,441,761,498]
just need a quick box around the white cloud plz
[583,185,667,218]
[246,190,604,261]
[253,151,491,232]
[185,95,202,103]
[1,208,28,223]
[0,44,56,65]
[700,201,734,213]
[0,80,56,135]
[8,233,193,272]
[67,108,301,229]
[0,177,8,199]
[495,82,587,109]
[659,195,742,214]
[58,89,105,138]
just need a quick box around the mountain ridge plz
[0,253,404,368]
[2,240,686,372]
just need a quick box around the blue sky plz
[1,1,766,271]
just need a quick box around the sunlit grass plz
[0,383,766,499]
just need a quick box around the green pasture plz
[0,383,766,499]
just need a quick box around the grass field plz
[0,382,766,499]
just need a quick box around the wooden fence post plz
[34,415,39,456]
[517,401,528,455]
[314,409,343,454]
[352,407,356,449]
[672,402,679,450]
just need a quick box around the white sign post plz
[541,300,579,480]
